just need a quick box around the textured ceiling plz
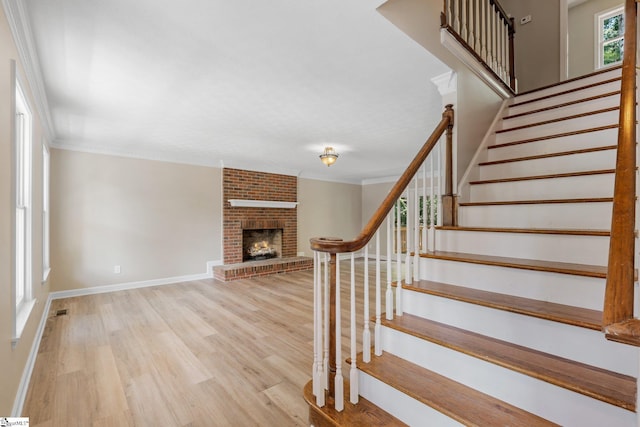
[25,0,449,183]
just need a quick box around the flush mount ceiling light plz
[319,146,339,167]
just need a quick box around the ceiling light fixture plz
[319,146,339,167]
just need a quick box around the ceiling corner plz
[2,0,55,142]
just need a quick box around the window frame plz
[12,61,35,345]
[595,5,625,70]
[42,141,50,282]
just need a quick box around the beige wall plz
[1,5,50,415]
[501,0,561,92]
[568,0,623,78]
[297,178,362,256]
[50,150,222,292]
[362,181,394,256]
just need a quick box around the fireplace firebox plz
[242,229,283,262]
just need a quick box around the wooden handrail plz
[310,104,455,254]
[603,0,637,328]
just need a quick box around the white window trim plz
[11,60,35,346]
[42,141,50,282]
[595,5,625,70]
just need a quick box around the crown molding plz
[2,0,55,141]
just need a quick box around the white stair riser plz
[510,70,621,107]
[487,127,618,162]
[501,94,620,130]
[435,230,609,265]
[458,201,612,229]
[479,149,617,180]
[495,110,619,144]
[470,173,614,201]
[419,257,605,310]
[358,372,462,427]
[398,291,637,376]
[381,326,635,427]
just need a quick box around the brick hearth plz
[220,168,312,281]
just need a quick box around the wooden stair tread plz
[459,197,612,206]
[604,319,640,347]
[356,352,561,426]
[504,91,620,120]
[511,76,621,108]
[496,106,619,134]
[479,145,616,166]
[515,66,621,98]
[379,314,636,411]
[436,225,610,236]
[303,380,407,427]
[420,250,608,278]
[469,169,615,185]
[403,279,602,329]
[488,124,619,150]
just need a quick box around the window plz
[42,142,50,282]
[13,68,34,343]
[596,6,624,69]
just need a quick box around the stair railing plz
[309,105,454,411]
[441,0,516,92]
[602,0,638,344]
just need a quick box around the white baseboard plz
[12,293,53,416]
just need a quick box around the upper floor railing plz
[441,0,516,92]
[602,0,638,345]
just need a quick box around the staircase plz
[307,67,639,426]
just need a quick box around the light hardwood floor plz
[23,260,385,426]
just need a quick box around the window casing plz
[596,6,624,69]
[43,142,50,282]
[13,69,35,343]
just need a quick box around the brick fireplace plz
[215,168,312,281]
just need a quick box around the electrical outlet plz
[520,15,532,25]
[114,265,121,274]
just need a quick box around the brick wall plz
[223,168,298,264]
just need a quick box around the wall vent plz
[55,309,68,316]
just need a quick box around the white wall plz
[0,5,50,415]
[50,150,222,292]
[568,0,623,78]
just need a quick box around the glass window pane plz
[603,14,624,41]
[603,39,624,65]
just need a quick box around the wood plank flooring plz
[23,261,385,427]
[23,272,316,426]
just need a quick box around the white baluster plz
[428,148,435,249]
[350,253,358,404]
[314,251,325,406]
[474,0,481,52]
[468,0,475,48]
[422,163,428,253]
[488,3,494,70]
[503,24,509,83]
[454,0,461,33]
[363,244,371,363]
[312,251,319,396]
[396,198,403,316]
[375,231,382,356]
[386,211,393,320]
[335,255,344,411]
[413,174,420,280]
[461,0,468,42]
[405,188,412,286]
[480,0,487,61]
[323,253,329,390]
[437,142,443,228]
[493,7,498,72]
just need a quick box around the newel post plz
[441,104,457,226]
